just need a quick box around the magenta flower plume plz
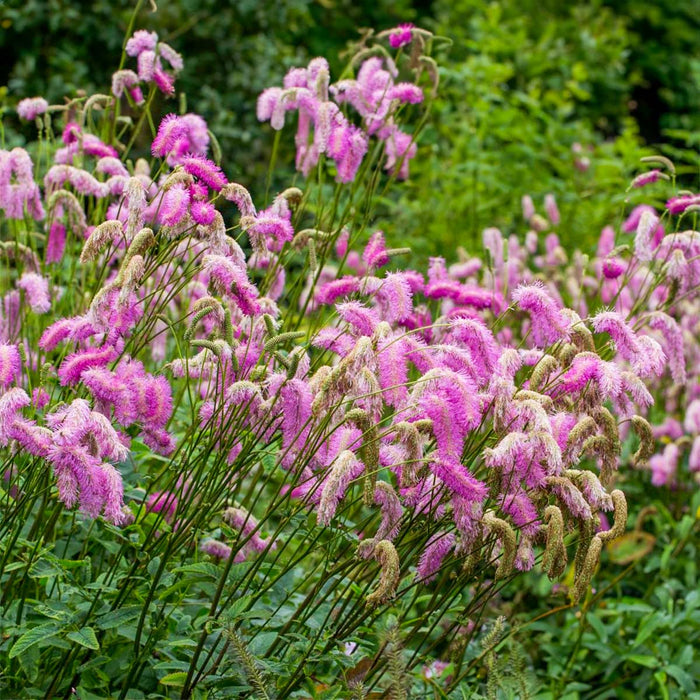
[125,30,158,57]
[17,273,51,313]
[632,169,664,188]
[388,23,414,49]
[336,301,380,336]
[544,193,560,225]
[17,97,49,121]
[591,311,665,377]
[159,184,191,226]
[363,231,390,269]
[0,388,30,444]
[666,194,700,215]
[0,344,21,388]
[429,457,487,502]
[512,283,570,347]
[57,346,119,386]
[182,155,227,191]
[152,114,187,157]
[417,532,455,583]
[201,539,233,560]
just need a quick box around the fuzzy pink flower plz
[46,222,67,264]
[634,208,659,262]
[362,231,390,269]
[544,194,560,225]
[57,346,118,386]
[190,200,216,225]
[0,387,30,444]
[387,83,423,104]
[649,443,679,487]
[337,301,380,336]
[317,451,365,525]
[429,457,487,502]
[17,97,49,120]
[632,169,665,188]
[153,68,176,96]
[417,532,455,583]
[159,184,190,226]
[152,114,187,157]
[0,345,21,388]
[201,539,233,560]
[666,194,700,215]
[512,283,570,347]
[17,273,51,313]
[388,23,414,49]
[591,311,665,377]
[384,126,416,180]
[125,30,158,57]
[522,195,535,220]
[182,155,226,191]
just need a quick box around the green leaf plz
[9,623,59,658]
[626,654,659,668]
[586,613,608,643]
[665,664,696,692]
[96,606,142,630]
[654,672,670,700]
[159,672,188,687]
[67,627,100,650]
[147,556,161,577]
[172,562,221,579]
[634,613,663,646]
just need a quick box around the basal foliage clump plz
[0,10,698,699]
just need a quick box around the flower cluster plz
[256,29,434,182]
[2,26,698,620]
[112,29,184,101]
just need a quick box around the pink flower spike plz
[362,231,390,268]
[125,30,158,57]
[0,345,21,388]
[153,68,176,97]
[388,23,414,49]
[190,200,217,225]
[182,155,227,191]
[429,457,487,502]
[17,97,49,121]
[201,539,234,560]
[17,273,51,313]
[417,532,455,583]
[512,283,570,347]
[387,83,424,104]
[666,194,700,215]
[544,193,560,225]
[521,195,535,220]
[152,114,187,157]
[57,346,118,386]
[632,169,665,188]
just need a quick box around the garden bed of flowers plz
[1,9,698,699]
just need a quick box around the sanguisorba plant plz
[0,9,698,698]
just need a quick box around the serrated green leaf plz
[67,627,100,650]
[159,672,188,687]
[173,562,221,578]
[96,606,142,630]
[9,623,59,658]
